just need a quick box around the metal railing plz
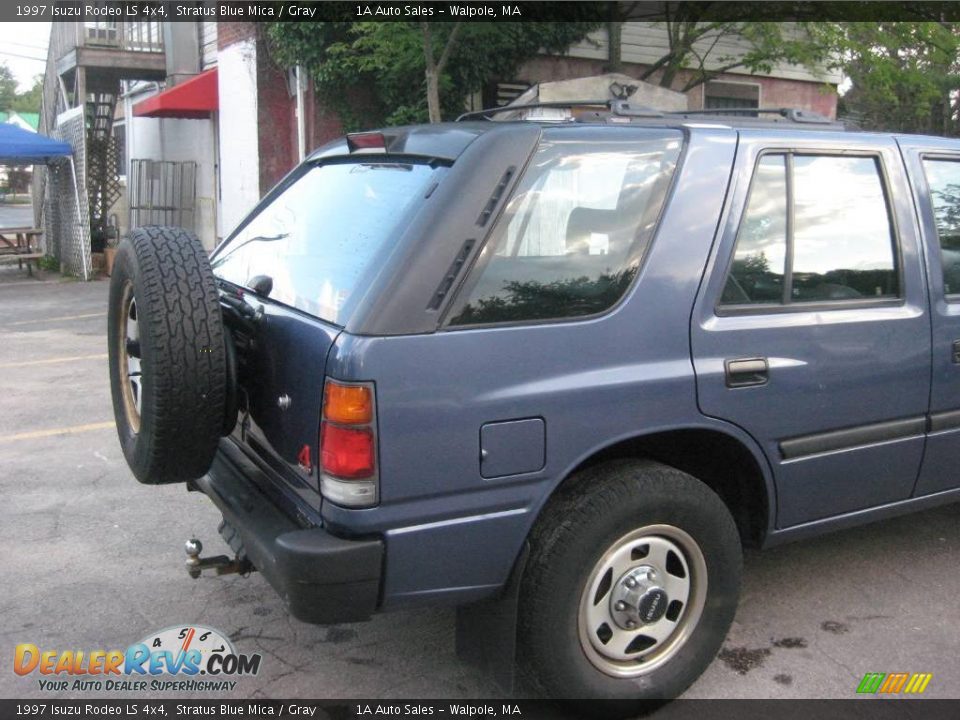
[50,20,165,57]
[36,20,165,195]
[84,21,164,52]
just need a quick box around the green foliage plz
[0,63,17,110]
[36,255,60,272]
[11,76,42,113]
[637,20,836,92]
[265,21,603,129]
[263,14,960,138]
[832,23,960,136]
[452,269,637,325]
[0,64,42,114]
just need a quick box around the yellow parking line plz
[6,312,105,327]
[0,353,107,369]
[0,421,115,443]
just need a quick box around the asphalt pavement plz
[0,273,957,704]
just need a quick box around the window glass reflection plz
[723,155,787,304]
[792,155,897,301]
[922,158,960,295]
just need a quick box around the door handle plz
[953,340,960,364]
[725,358,769,388]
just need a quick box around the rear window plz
[447,129,683,326]
[212,161,444,325]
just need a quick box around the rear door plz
[211,158,447,502]
[691,130,931,528]
[900,140,960,496]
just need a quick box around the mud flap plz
[454,542,529,693]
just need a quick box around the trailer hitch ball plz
[185,538,253,579]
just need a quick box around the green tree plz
[265,20,603,128]
[452,270,637,325]
[647,22,832,93]
[0,63,18,110]
[832,23,960,136]
[598,4,839,93]
[11,75,42,114]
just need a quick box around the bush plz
[36,255,59,272]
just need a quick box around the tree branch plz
[421,22,434,70]
[436,22,463,75]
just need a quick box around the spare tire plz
[108,226,227,484]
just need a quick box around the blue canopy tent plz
[0,122,88,278]
[0,123,72,164]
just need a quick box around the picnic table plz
[0,226,42,253]
[0,226,43,275]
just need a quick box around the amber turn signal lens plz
[324,381,373,424]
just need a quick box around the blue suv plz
[107,103,960,704]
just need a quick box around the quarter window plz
[448,130,683,326]
[722,153,899,307]
[921,158,960,296]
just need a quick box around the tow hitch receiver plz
[184,539,254,579]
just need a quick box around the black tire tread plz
[108,226,226,484]
[517,459,742,701]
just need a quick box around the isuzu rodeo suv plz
[108,101,960,706]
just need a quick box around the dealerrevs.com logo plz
[14,625,262,693]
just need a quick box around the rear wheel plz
[108,226,227,484]
[517,460,742,704]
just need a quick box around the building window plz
[704,81,760,111]
[482,80,532,109]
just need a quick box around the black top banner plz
[7,1,960,24]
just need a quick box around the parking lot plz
[1,270,958,701]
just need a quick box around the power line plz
[3,38,48,49]
[0,51,46,62]
[4,41,48,52]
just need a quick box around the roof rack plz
[456,100,612,122]
[456,100,843,129]
[666,107,837,125]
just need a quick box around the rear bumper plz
[195,447,383,624]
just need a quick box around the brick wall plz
[253,41,346,193]
[305,84,344,154]
[256,52,296,194]
[217,22,256,50]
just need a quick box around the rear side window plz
[921,157,960,296]
[722,153,899,307]
[447,130,683,326]
[720,155,788,304]
[212,161,444,325]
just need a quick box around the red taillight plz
[320,379,378,507]
[320,422,375,479]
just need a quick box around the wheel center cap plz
[637,588,669,624]
[609,565,669,629]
